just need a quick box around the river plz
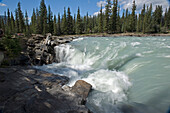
[36,36,170,113]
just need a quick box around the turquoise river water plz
[36,36,170,113]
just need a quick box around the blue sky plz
[0,0,170,18]
[0,0,102,17]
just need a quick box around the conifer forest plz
[0,0,170,36]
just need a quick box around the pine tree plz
[39,0,47,34]
[25,10,30,36]
[137,14,141,32]
[116,6,121,32]
[153,5,163,32]
[7,9,11,35]
[17,2,25,33]
[121,10,125,32]
[43,9,47,35]
[99,5,103,33]
[57,13,61,35]
[11,12,15,34]
[73,14,76,34]
[86,12,89,33]
[15,9,19,33]
[111,0,118,33]
[35,8,41,34]
[140,4,145,32]
[124,8,129,32]
[47,5,53,34]
[67,7,73,34]
[76,7,82,34]
[53,15,57,35]
[61,7,67,35]
[129,0,136,32]
[167,7,170,29]
[143,4,153,33]
[104,0,111,33]
[31,8,36,33]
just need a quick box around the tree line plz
[0,0,170,36]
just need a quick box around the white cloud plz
[0,3,6,6]
[97,1,106,7]
[93,8,106,16]
[120,0,169,12]
[94,0,169,16]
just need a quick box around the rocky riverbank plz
[0,34,93,113]
[27,34,76,66]
[0,66,92,113]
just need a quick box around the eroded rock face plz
[26,34,74,66]
[27,34,56,65]
[0,67,92,113]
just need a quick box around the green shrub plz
[0,37,21,58]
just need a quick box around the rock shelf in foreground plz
[0,66,92,113]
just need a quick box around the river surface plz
[36,36,170,113]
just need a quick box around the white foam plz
[164,55,170,58]
[83,70,131,101]
[73,37,84,42]
[131,42,141,47]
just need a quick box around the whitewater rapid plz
[36,36,170,113]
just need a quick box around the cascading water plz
[36,36,170,113]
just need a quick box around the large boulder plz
[71,80,92,100]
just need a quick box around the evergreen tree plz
[104,0,111,33]
[57,13,61,35]
[129,0,136,32]
[143,4,153,33]
[11,12,15,34]
[86,12,89,33]
[39,0,47,34]
[153,5,163,32]
[67,7,73,34]
[121,10,125,32]
[73,14,76,34]
[47,5,53,34]
[31,8,36,33]
[25,10,30,36]
[111,0,118,33]
[15,9,19,33]
[116,6,121,32]
[61,7,67,34]
[140,4,145,32]
[53,15,57,35]
[167,7,170,29]
[99,5,103,33]
[17,2,25,33]
[76,7,82,34]
[35,8,41,34]
[124,8,129,32]
[7,9,11,35]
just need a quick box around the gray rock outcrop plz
[0,67,92,113]
[27,34,74,66]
